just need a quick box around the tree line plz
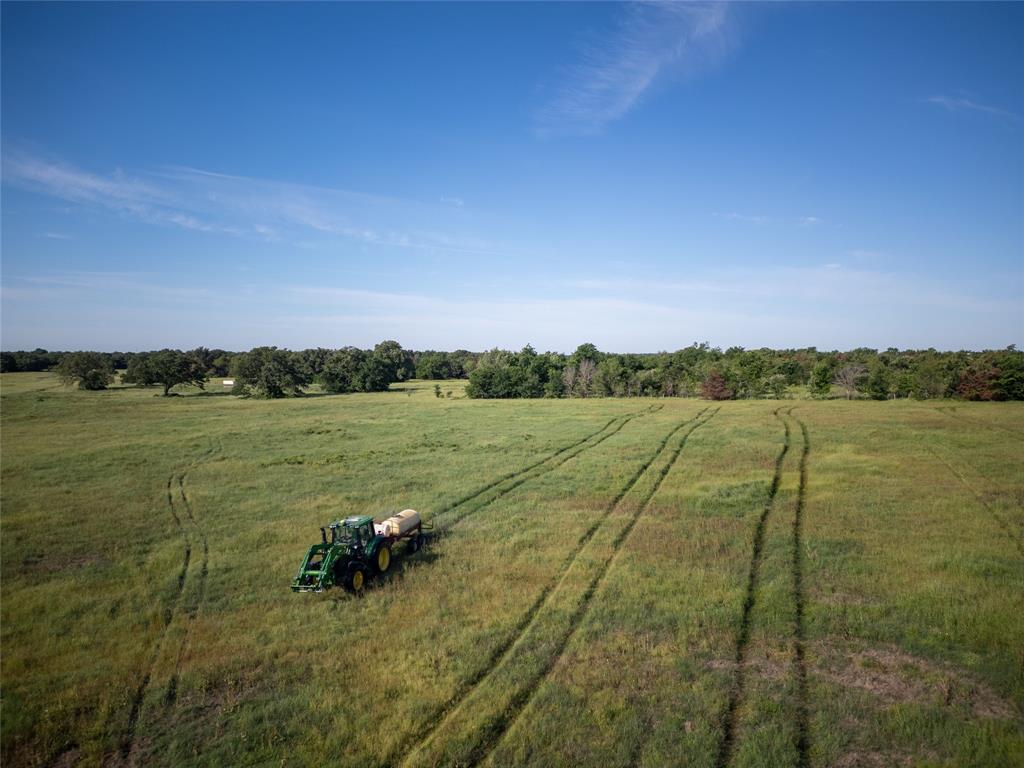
[463,343,1024,401]
[3,342,1022,400]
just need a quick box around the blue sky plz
[2,1,1021,352]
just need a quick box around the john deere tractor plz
[291,512,425,593]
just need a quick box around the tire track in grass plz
[472,408,719,768]
[120,474,191,760]
[927,447,1024,557]
[430,413,631,519]
[120,438,219,762]
[164,437,220,706]
[791,415,811,768]
[435,405,661,532]
[398,407,717,768]
[390,406,705,766]
[715,408,790,768]
[937,406,1024,442]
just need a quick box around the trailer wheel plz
[411,533,426,553]
[345,563,368,593]
[374,544,392,574]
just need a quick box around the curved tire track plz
[392,407,704,766]
[715,408,791,768]
[400,407,717,768]
[436,406,661,533]
[927,446,1024,557]
[431,411,641,521]
[471,408,719,768]
[791,415,811,768]
[120,437,219,762]
[163,437,219,706]
[937,406,1024,442]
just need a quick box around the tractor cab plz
[339,516,375,549]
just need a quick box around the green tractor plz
[291,511,427,593]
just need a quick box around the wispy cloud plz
[926,94,1019,122]
[713,212,824,227]
[277,264,1016,351]
[40,232,74,240]
[713,211,768,224]
[3,264,1017,352]
[3,151,506,257]
[536,2,735,136]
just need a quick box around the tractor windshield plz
[337,528,353,543]
[338,526,361,545]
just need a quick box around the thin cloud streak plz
[926,94,1019,122]
[3,265,1017,351]
[3,151,508,257]
[713,211,768,224]
[536,2,735,136]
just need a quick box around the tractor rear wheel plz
[374,544,392,574]
[345,563,368,593]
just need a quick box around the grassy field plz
[1,372,1022,768]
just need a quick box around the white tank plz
[378,509,420,537]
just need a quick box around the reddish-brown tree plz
[701,370,733,400]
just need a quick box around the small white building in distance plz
[223,379,235,386]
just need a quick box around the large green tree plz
[372,340,412,381]
[231,347,309,398]
[56,352,114,390]
[321,347,368,393]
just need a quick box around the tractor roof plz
[342,515,374,527]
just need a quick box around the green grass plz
[1,373,1021,767]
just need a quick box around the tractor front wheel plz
[345,563,368,593]
[374,544,392,574]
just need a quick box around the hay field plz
[1,373,1021,767]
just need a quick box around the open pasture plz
[1,373,1022,767]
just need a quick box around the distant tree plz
[359,353,395,392]
[911,356,950,399]
[1,352,18,372]
[57,352,114,390]
[466,365,518,398]
[152,349,207,396]
[993,348,1024,400]
[956,362,998,401]
[298,348,332,380]
[321,347,367,393]
[209,352,234,377]
[833,363,867,400]
[570,343,601,367]
[809,361,833,398]
[576,359,596,397]
[449,349,475,376]
[416,351,455,380]
[864,360,893,400]
[373,340,412,381]
[231,347,308,398]
[545,367,565,398]
[13,348,58,372]
[122,353,158,387]
[767,374,788,399]
[701,369,733,401]
[561,365,577,397]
